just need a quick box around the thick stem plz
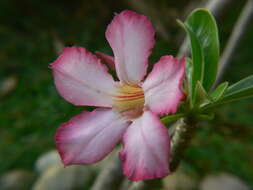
[170,118,197,172]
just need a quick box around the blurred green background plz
[0,0,252,189]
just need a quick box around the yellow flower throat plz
[113,84,145,119]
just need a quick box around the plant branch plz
[170,118,197,171]
[90,156,124,190]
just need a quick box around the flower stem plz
[170,117,197,172]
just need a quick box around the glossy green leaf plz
[177,20,204,104]
[185,9,220,91]
[202,76,253,110]
[209,82,228,101]
[221,75,253,103]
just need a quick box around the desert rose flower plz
[51,10,185,181]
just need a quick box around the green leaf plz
[177,20,204,105]
[221,75,253,103]
[202,76,253,110]
[185,8,220,92]
[195,81,210,107]
[185,58,193,104]
[197,112,215,120]
[209,82,229,101]
[161,113,185,124]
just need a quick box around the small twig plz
[90,156,124,190]
[214,0,253,86]
[204,0,235,18]
[119,179,132,190]
[127,178,163,190]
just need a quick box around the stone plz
[0,76,17,98]
[0,169,36,190]
[33,148,119,190]
[200,173,250,190]
[35,150,62,174]
[35,148,117,175]
[32,165,93,190]
[163,169,197,190]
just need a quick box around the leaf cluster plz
[162,9,253,123]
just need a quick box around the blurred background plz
[0,0,252,189]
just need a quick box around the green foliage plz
[202,76,253,110]
[161,113,185,124]
[178,8,219,106]
[194,81,210,108]
[186,9,220,91]
[0,16,99,174]
[178,20,204,104]
[209,82,229,101]
[179,9,253,113]
[175,12,253,188]
[185,119,253,186]
[222,75,253,103]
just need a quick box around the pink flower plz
[51,10,185,181]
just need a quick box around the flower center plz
[113,84,145,119]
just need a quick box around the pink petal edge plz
[106,10,155,84]
[142,56,186,116]
[95,51,115,69]
[55,108,130,166]
[119,110,170,181]
[51,47,116,107]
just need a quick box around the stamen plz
[113,84,145,119]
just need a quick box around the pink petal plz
[51,47,116,107]
[142,56,186,115]
[106,10,155,84]
[120,110,170,181]
[55,108,130,165]
[95,51,115,69]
